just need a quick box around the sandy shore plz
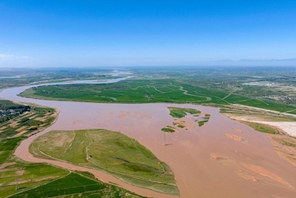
[225,115,296,137]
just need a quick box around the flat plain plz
[1,67,296,198]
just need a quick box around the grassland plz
[241,121,279,135]
[19,78,296,115]
[11,172,143,198]
[280,140,296,147]
[29,129,179,195]
[161,126,176,133]
[0,137,69,198]
[168,107,201,118]
[197,114,211,127]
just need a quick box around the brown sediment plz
[187,123,195,129]
[225,133,246,142]
[210,153,229,161]
[233,128,243,133]
[270,135,296,167]
[239,162,295,190]
[109,112,113,116]
[173,119,188,130]
[16,170,25,175]
[131,112,152,119]
[118,114,128,119]
[73,120,81,124]
[185,117,194,122]
[13,129,28,137]
[235,170,257,182]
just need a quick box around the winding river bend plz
[1,77,296,198]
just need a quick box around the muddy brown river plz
[1,80,296,198]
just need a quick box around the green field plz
[11,172,143,198]
[30,129,179,195]
[19,78,296,115]
[0,137,69,198]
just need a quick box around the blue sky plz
[0,0,296,67]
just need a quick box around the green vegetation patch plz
[11,172,143,198]
[0,136,68,198]
[242,121,279,134]
[168,107,201,118]
[0,137,25,165]
[198,121,206,127]
[161,126,176,133]
[30,129,179,195]
[19,77,296,115]
[280,140,296,147]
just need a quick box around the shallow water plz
[0,79,296,198]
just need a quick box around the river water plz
[0,76,296,198]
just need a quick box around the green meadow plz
[30,129,179,195]
[19,79,296,114]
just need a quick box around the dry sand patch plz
[9,121,18,128]
[0,126,6,130]
[225,114,296,137]
[210,153,229,161]
[233,128,243,133]
[239,162,295,190]
[173,119,188,130]
[16,126,27,132]
[118,114,128,119]
[187,123,195,129]
[225,133,246,143]
[16,170,24,175]
[270,137,296,167]
[73,120,81,124]
[34,117,46,121]
[235,170,257,182]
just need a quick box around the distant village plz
[0,105,30,123]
